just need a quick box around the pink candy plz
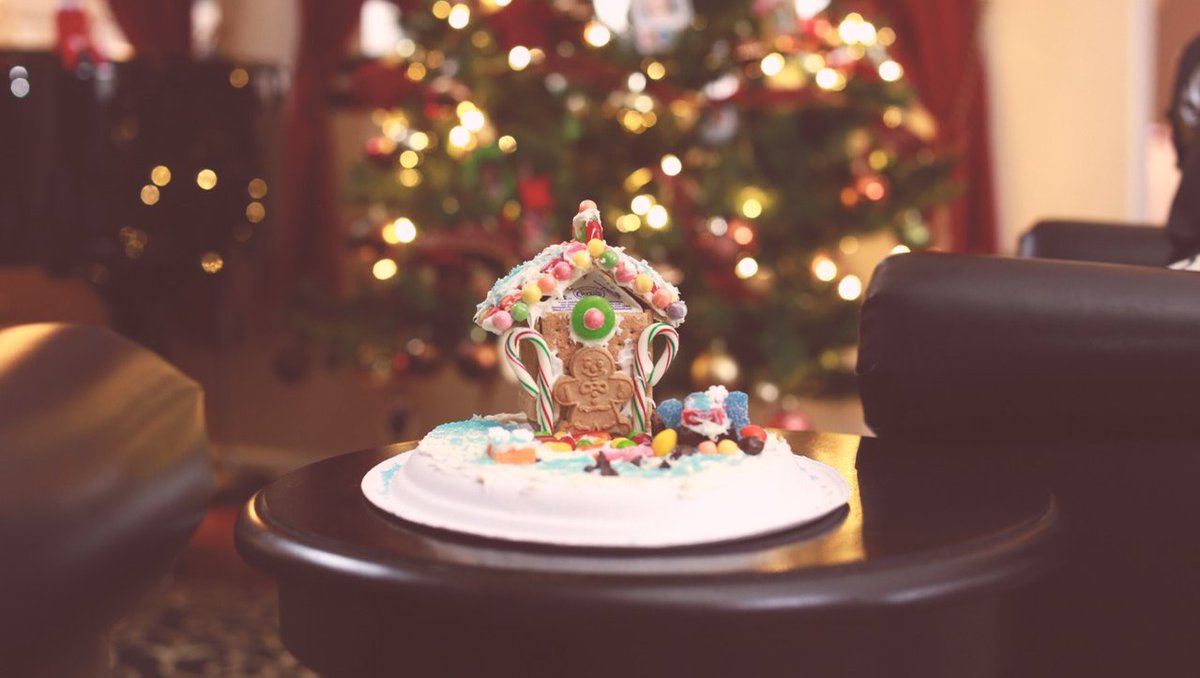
[615,262,636,283]
[598,444,653,461]
[651,288,672,308]
[490,310,513,331]
[582,308,605,330]
[552,261,573,280]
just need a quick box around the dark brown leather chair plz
[856,221,1200,675]
[0,323,212,677]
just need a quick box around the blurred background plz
[0,0,1194,482]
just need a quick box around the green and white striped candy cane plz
[501,327,557,433]
[633,322,679,432]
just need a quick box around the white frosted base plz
[362,417,850,548]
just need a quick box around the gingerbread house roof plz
[473,206,687,335]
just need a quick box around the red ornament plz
[767,408,810,432]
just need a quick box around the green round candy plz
[510,301,529,322]
[598,250,618,269]
[571,295,615,341]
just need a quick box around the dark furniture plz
[237,431,1060,678]
[858,220,1200,675]
[0,323,213,677]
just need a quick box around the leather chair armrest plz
[1018,220,1170,266]
[857,252,1200,441]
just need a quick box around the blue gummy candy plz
[725,391,750,431]
[656,399,683,429]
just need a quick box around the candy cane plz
[632,322,679,432]
[501,328,557,433]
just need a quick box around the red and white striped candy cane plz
[501,327,557,433]
[633,322,679,432]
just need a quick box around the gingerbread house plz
[474,200,687,435]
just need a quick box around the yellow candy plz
[571,250,592,270]
[542,441,573,452]
[587,238,606,258]
[634,273,653,294]
[651,429,677,457]
[717,439,739,455]
[521,282,542,304]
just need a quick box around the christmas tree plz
[307,0,953,396]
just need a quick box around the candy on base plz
[739,424,767,441]
[651,428,676,456]
[587,239,606,258]
[510,302,529,322]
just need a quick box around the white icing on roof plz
[473,225,686,336]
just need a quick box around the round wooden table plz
[237,431,1061,678]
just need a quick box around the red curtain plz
[275,0,366,297]
[879,0,997,253]
[106,0,192,58]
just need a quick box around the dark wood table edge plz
[236,445,1065,613]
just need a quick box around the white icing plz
[473,238,684,334]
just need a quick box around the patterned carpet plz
[110,505,318,677]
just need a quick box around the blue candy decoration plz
[656,398,683,429]
[725,391,750,432]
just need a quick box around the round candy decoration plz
[491,310,513,331]
[634,273,654,294]
[521,282,542,304]
[552,260,574,280]
[651,288,672,308]
[510,301,529,322]
[587,238,606,258]
[571,295,616,341]
[598,250,618,269]
[583,308,605,329]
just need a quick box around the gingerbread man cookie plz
[552,347,634,433]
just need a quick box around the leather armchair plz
[856,221,1200,675]
[0,324,213,677]
[858,221,1194,441]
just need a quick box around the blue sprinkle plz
[656,399,682,429]
[726,391,750,431]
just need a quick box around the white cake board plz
[362,450,850,549]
